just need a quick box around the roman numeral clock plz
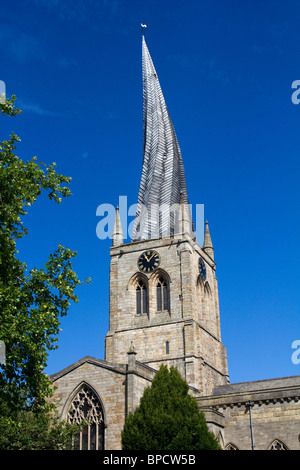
[138,250,160,273]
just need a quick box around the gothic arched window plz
[156,275,169,312]
[204,280,211,296]
[268,439,289,450]
[67,384,105,450]
[136,278,148,315]
[225,443,239,450]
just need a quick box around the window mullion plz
[157,284,162,311]
[163,284,168,311]
[136,288,141,315]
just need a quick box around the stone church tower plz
[105,36,228,395]
[50,36,300,451]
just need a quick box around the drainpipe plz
[245,401,255,450]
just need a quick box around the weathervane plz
[141,23,148,36]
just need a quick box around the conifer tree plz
[121,365,221,450]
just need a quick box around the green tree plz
[0,95,88,414]
[121,365,222,450]
[0,396,81,450]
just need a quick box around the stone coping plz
[213,375,300,396]
[197,375,300,409]
[49,355,159,383]
[49,356,127,381]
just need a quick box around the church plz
[50,36,300,451]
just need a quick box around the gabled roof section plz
[49,356,127,381]
[131,36,194,242]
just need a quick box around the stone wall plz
[50,356,156,450]
[50,356,300,450]
[198,375,300,450]
[105,234,229,394]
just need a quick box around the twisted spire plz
[131,36,194,241]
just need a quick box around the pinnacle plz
[203,220,214,260]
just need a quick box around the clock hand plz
[148,252,156,262]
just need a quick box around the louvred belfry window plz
[68,385,105,450]
[156,276,169,312]
[136,279,148,315]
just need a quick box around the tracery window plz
[268,439,288,450]
[68,385,105,450]
[136,279,148,315]
[225,443,239,450]
[156,276,169,311]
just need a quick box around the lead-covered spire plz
[131,36,194,242]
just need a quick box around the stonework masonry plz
[51,355,156,450]
[50,230,300,450]
[198,375,300,450]
[105,233,229,396]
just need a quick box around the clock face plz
[138,250,160,273]
[199,257,207,281]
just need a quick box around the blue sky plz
[1,0,299,385]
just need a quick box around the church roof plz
[131,36,194,242]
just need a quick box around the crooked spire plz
[131,36,194,242]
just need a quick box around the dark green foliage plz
[121,365,221,450]
[0,397,80,450]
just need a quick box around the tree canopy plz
[0,95,88,413]
[121,365,222,450]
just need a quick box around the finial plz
[128,341,136,355]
